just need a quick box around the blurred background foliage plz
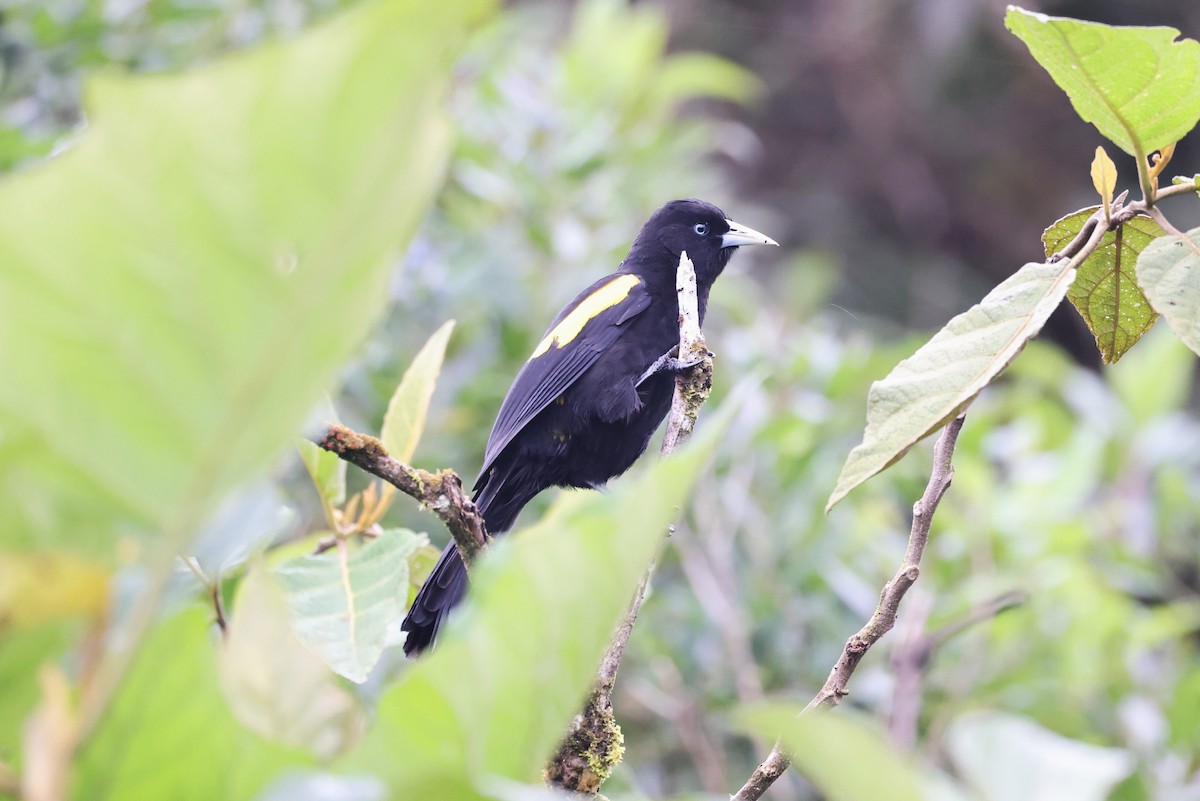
[1,0,1199,799]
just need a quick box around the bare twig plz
[182,556,227,635]
[546,250,714,793]
[314,424,490,566]
[732,414,966,801]
[888,589,1025,748]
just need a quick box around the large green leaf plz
[380,320,456,463]
[0,0,490,553]
[828,261,1075,510]
[1006,8,1200,157]
[337,426,719,797]
[735,705,923,801]
[1042,208,1163,363]
[275,528,422,683]
[218,568,364,759]
[73,609,305,801]
[1137,227,1200,357]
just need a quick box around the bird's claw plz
[636,347,712,386]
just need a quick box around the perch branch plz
[314,424,490,565]
[546,250,714,793]
[732,413,966,801]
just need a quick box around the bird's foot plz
[636,346,712,386]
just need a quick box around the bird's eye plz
[693,223,709,235]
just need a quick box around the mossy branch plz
[314,424,490,566]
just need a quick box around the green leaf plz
[946,711,1135,801]
[0,0,490,554]
[218,568,364,759]
[1042,207,1163,363]
[275,529,422,683]
[651,52,763,107]
[735,705,923,801]
[74,609,305,801]
[298,439,346,509]
[380,320,456,463]
[1136,227,1200,356]
[337,424,720,795]
[828,261,1075,510]
[406,541,443,608]
[1005,7,1200,156]
[1108,322,1196,423]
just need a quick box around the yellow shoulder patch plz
[529,274,641,359]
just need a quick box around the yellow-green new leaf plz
[380,320,456,463]
[828,261,1075,510]
[0,552,108,628]
[1043,208,1163,363]
[1090,146,1117,217]
[1006,8,1200,157]
[1137,228,1200,356]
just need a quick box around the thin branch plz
[601,250,711,692]
[888,589,1025,748]
[547,250,714,793]
[732,413,966,801]
[181,556,227,635]
[925,589,1026,653]
[313,424,490,566]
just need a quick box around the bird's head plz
[627,198,778,287]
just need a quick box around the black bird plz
[401,199,776,656]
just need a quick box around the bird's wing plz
[477,273,652,483]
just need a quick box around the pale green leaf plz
[0,0,490,553]
[1006,7,1200,156]
[274,529,422,683]
[298,439,346,508]
[337,420,723,795]
[73,609,305,801]
[380,320,456,463]
[946,711,1135,801]
[828,261,1075,510]
[735,705,922,801]
[1042,207,1163,363]
[1137,227,1200,357]
[219,568,364,759]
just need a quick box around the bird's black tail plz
[400,542,467,657]
[400,459,538,657]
